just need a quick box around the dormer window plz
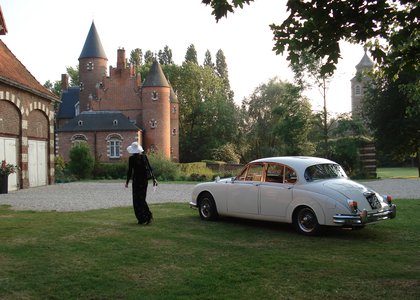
[151,91,158,101]
[78,120,83,126]
[149,119,158,129]
[87,61,94,71]
[113,120,118,126]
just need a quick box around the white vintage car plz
[190,157,396,235]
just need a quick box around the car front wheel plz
[294,206,321,236]
[198,192,218,221]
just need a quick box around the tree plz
[66,66,79,86]
[184,44,198,64]
[363,67,420,176]
[158,45,174,65]
[44,80,61,97]
[242,78,313,160]
[68,143,94,179]
[144,50,154,65]
[176,62,238,162]
[290,51,334,157]
[203,49,215,69]
[215,49,234,100]
[202,0,419,78]
[129,48,143,67]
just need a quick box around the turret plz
[78,21,108,112]
[141,60,171,158]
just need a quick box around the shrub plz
[212,143,241,164]
[147,152,180,181]
[68,143,94,179]
[180,162,214,181]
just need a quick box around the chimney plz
[117,47,126,70]
[61,74,69,91]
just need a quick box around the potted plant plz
[0,160,19,194]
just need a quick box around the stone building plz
[56,22,179,163]
[351,49,374,117]
[0,5,59,191]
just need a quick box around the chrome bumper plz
[333,204,396,226]
[189,201,198,208]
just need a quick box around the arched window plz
[106,134,123,159]
[71,134,87,147]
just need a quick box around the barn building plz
[0,5,59,191]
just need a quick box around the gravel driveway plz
[0,179,418,212]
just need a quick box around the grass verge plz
[0,200,419,299]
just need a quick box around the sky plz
[1,0,368,114]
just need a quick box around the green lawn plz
[377,167,418,178]
[1,201,419,299]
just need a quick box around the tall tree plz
[242,78,313,159]
[203,49,215,69]
[66,66,79,86]
[129,48,143,67]
[290,51,334,157]
[215,49,234,100]
[184,44,198,64]
[363,67,420,176]
[158,45,174,65]
[144,50,154,65]
[175,62,238,162]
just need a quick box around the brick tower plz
[141,60,171,158]
[78,21,108,112]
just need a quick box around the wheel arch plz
[288,199,326,225]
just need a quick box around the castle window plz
[151,91,158,101]
[87,61,94,71]
[172,128,177,136]
[71,134,88,147]
[172,106,177,114]
[113,120,118,126]
[355,85,362,96]
[109,140,121,158]
[78,120,83,126]
[106,134,123,159]
[150,119,158,129]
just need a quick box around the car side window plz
[284,167,297,184]
[237,163,264,181]
[265,163,284,183]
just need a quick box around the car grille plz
[364,192,381,209]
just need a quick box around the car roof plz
[250,156,337,175]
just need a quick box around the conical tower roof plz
[356,49,374,71]
[170,86,178,103]
[79,21,107,60]
[142,60,170,87]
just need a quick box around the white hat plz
[127,142,144,154]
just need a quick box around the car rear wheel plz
[198,192,218,221]
[294,207,321,236]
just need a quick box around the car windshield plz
[304,163,347,181]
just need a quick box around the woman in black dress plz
[125,142,157,224]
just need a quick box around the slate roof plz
[57,87,80,119]
[170,86,178,103]
[356,50,374,70]
[56,111,139,132]
[0,40,58,101]
[142,60,169,87]
[79,21,107,60]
